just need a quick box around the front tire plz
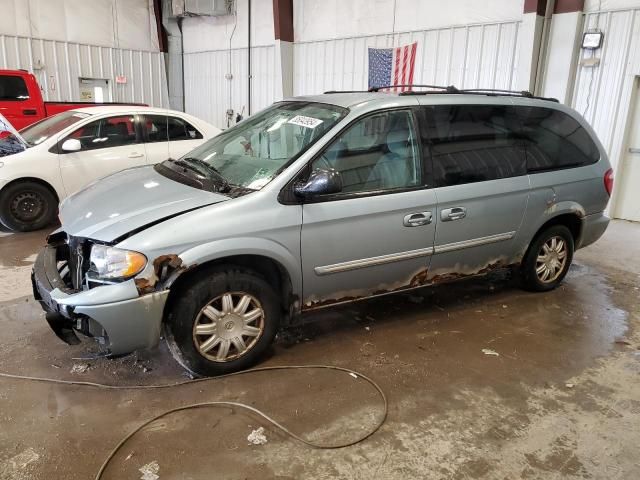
[520,225,574,292]
[165,266,281,376]
[0,181,57,232]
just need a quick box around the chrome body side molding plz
[314,231,516,275]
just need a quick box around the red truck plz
[0,69,144,130]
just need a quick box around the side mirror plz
[61,138,82,152]
[294,169,342,198]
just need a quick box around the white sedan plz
[0,106,220,231]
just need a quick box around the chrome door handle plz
[403,211,432,227]
[128,152,144,158]
[441,207,466,222]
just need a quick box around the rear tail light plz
[604,168,614,197]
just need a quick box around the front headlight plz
[89,244,147,279]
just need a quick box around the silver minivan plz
[32,88,613,375]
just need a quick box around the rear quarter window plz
[516,106,600,172]
[0,75,29,101]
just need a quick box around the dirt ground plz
[0,220,638,480]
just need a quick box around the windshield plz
[20,110,90,146]
[176,102,347,190]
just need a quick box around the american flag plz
[368,42,417,92]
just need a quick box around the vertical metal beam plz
[161,0,184,111]
[52,40,61,101]
[109,47,115,101]
[491,24,502,89]
[475,25,485,88]
[152,0,167,53]
[148,52,155,106]
[508,23,519,89]
[64,42,72,100]
[460,26,470,87]
[273,0,294,101]
[272,0,293,42]
[524,0,548,16]
[518,0,547,91]
[139,51,145,104]
[75,43,82,80]
[533,0,556,95]
[86,44,93,77]
[98,46,104,78]
[39,39,48,99]
[445,28,454,85]
[129,50,135,101]
[1,36,7,68]
[14,38,20,69]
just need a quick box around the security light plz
[582,32,604,50]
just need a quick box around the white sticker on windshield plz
[288,115,323,129]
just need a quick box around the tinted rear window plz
[516,106,600,172]
[423,104,526,187]
[0,75,29,101]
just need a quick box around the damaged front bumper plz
[32,243,169,355]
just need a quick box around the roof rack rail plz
[459,88,534,97]
[463,89,559,102]
[322,90,371,94]
[398,86,558,102]
[322,85,558,102]
[368,84,460,93]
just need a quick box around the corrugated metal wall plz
[0,34,169,107]
[573,8,640,174]
[184,45,277,128]
[293,21,522,95]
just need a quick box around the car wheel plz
[0,181,57,232]
[165,266,281,376]
[520,225,574,292]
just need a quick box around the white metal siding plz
[293,21,522,95]
[184,45,276,128]
[0,34,168,107]
[572,8,640,175]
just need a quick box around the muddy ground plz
[0,220,638,479]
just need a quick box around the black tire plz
[0,181,57,232]
[520,225,574,292]
[164,266,281,376]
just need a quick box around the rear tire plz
[0,181,57,232]
[520,225,574,292]
[164,266,281,376]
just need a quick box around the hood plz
[60,165,229,242]
[0,112,28,157]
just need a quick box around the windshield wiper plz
[168,158,230,192]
